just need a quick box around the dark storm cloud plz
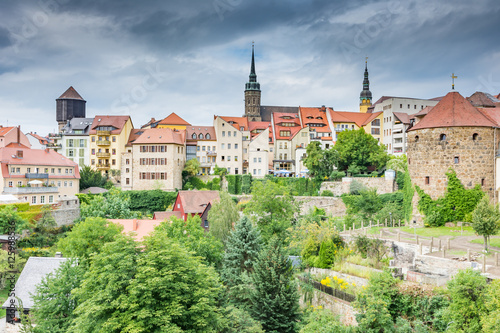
[0,0,499,134]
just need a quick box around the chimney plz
[321,105,326,112]
[133,219,138,231]
[16,150,23,158]
[55,252,63,258]
[45,148,49,153]
[17,125,20,144]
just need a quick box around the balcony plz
[48,133,62,138]
[96,130,111,136]
[25,173,49,179]
[96,140,111,146]
[96,164,110,170]
[206,151,217,157]
[96,152,111,158]
[3,186,58,194]
[46,143,62,149]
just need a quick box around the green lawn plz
[367,226,475,238]
[470,237,500,249]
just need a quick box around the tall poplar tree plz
[250,237,300,333]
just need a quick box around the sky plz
[0,0,499,135]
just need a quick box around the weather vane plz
[451,73,457,90]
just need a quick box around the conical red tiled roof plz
[158,112,191,126]
[408,91,497,131]
[58,86,85,100]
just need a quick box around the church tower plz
[359,59,372,113]
[244,44,262,121]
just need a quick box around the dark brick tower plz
[56,86,86,132]
[244,44,262,121]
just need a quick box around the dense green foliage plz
[300,308,355,333]
[125,189,177,213]
[184,176,221,191]
[31,259,84,333]
[79,165,113,190]
[0,204,30,234]
[250,237,300,332]
[334,128,389,172]
[208,191,240,244]
[242,174,253,194]
[443,269,488,332]
[154,215,224,268]
[416,169,484,226]
[303,141,339,180]
[79,188,140,220]
[221,216,262,307]
[472,196,500,251]
[56,217,123,262]
[402,171,414,222]
[244,180,299,242]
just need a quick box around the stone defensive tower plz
[56,86,86,132]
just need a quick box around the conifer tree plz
[222,216,262,307]
[250,237,300,333]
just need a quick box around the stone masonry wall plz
[407,127,498,200]
[320,177,396,196]
[51,197,80,226]
[300,288,358,327]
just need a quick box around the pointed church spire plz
[359,57,373,113]
[249,42,257,83]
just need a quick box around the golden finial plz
[451,73,457,90]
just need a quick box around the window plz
[16,167,21,173]
[454,156,459,164]
[227,156,231,161]
[243,148,247,153]
[440,134,446,141]
[233,131,237,137]
[92,136,96,142]
[68,149,74,157]
[253,157,257,163]
[234,156,238,161]
[57,181,61,187]
[481,178,485,186]
[205,133,211,140]
[64,181,68,187]
[221,143,225,149]
[228,131,231,137]
[258,169,261,175]
[235,167,239,174]
[472,133,478,141]
[126,178,130,185]
[280,130,291,137]
[415,136,419,142]
[371,128,380,135]
[425,176,430,185]
[17,181,22,186]
[197,146,200,151]
[407,104,410,109]
[371,119,380,126]
[399,104,402,108]
[199,133,203,139]
[126,168,130,173]
[8,181,13,187]
[80,139,86,147]
[40,196,45,204]
[58,168,61,173]
[112,149,116,155]
[68,139,74,147]
[10,167,15,173]
[258,157,262,163]
[91,159,95,165]
[228,144,231,149]
[32,196,37,204]
[222,131,225,137]
[112,159,116,165]
[284,142,288,149]
[192,133,197,139]
[253,169,256,175]
[235,143,238,149]
[49,195,53,203]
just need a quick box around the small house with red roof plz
[172,190,220,230]
[0,126,31,149]
[157,112,191,131]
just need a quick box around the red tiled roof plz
[28,132,50,145]
[109,219,162,242]
[413,106,433,117]
[477,108,500,127]
[299,106,332,131]
[158,113,191,126]
[0,147,80,178]
[220,116,249,131]
[5,143,30,149]
[467,91,500,108]
[152,211,182,221]
[58,86,85,100]
[330,110,382,127]
[408,91,497,131]
[0,127,14,137]
[177,190,220,214]
[272,112,302,140]
[248,121,273,141]
[132,128,185,145]
[89,116,131,134]
[393,112,411,125]
[125,129,143,147]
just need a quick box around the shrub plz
[329,170,346,181]
[320,190,334,197]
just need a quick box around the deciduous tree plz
[208,191,240,244]
[472,196,500,252]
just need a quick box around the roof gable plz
[58,86,85,100]
[177,190,220,214]
[158,113,191,126]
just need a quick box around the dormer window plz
[199,133,203,139]
[192,133,197,139]
[205,134,211,140]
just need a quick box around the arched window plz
[191,133,196,139]
[205,133,211,140]
[472,133,478,141]
[440,134,446,141]
[415,135,419,143]
[198,133,203,139]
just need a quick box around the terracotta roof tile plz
[299,106,332,131]
[408,91,497,131]
[57,86,85,100]
[89,116,131,134]
[477,107,500,126]
[248,121,273,141]
[392,112,411,125]
[467,91,500,108]
[330,110,380,127]
[0,127,14,137]
[186,126,216,141]
[0,147,80,178]
[152,211,182,221]
[177,190,220,214]
[158,113,191,126]
[272,112,302,140]
[413,106,433,117]
[220,116,249,131]
[133,128,185,145]
[108,219,162,242]
[125,129,143,147]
